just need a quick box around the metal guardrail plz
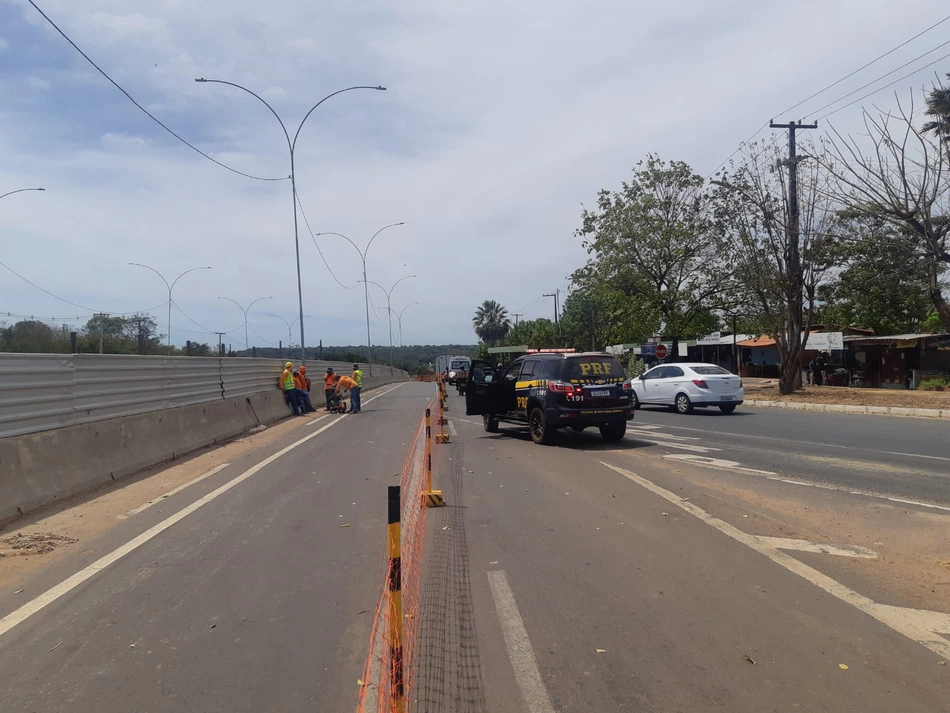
[0,353,406,439]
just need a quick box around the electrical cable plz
[171,301,216,333]
[705,14,950,178]
[295,191,359,289]
[247,323,276,346]
[806,39,950,120]
[816,50,950,121]
[27,0,287,183]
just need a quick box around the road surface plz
[1,384,947,712]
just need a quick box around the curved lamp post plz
[315,223,405,375]
[218,296,273,352]
[362,275,416,374]
[128,264,211,355]
[195,78,386,365]
[0,187,45,201]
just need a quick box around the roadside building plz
[845,333,950,389]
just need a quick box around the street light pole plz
[269,314,309,352]
[0,187,45,201]
[315,223,405,376]
[195,79,386,366]
[362,275,416,375]
[218,296,273,352]
[381,302,418,372]
[129,263,211,355]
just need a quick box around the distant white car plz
[631,363,744,414]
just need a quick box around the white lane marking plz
[755,537,878,559]
[663,453,950,513]
[629,423,662,430]
[450,417,481,426]
[305,415,330,426]
[126,463,231,516]
[627,429,700,442]
[487,570,556,713]
[643,440,721,453]
[663,453,775,475]
[639,420,950,465]
[0,385,401,640]
[882,451,950,463]
[447,420,458,437]
[600,462,950,659]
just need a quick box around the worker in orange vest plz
[334,374,359,414]
[323,367,340,411]
[293,365,315,413]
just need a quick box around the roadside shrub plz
[918,376,950,391]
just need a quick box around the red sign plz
[655,344,669,360]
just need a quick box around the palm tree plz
[923,74,950,140]
[472,300,512,346]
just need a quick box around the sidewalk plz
[743,381,950,419]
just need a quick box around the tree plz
[923,74,950,141]
[572,155,731,352]
[827,95,950,329]
[714,138,839,395]
[819,217,934,335]
[503,318,559,348]
[0,320,57,353]
[472,300,511,346]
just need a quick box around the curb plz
[744,399,950,420]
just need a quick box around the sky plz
[1,0,949,349]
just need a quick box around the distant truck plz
[436,355,472,394]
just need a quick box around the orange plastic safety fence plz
[356,394,438,713]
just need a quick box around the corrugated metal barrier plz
[0,354,404,439]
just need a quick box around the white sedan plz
[631,363,744,414]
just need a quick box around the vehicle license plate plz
[592,390,611,397]
[720,395,733,401]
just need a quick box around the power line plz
[705,14,950,178]
[816,50,950,121]
[27,0,287,183]
[294,192,359,290]
[780,13,950,119]
[806,39,950,120]
[171,301,215,334]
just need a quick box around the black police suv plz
[465,352,634,445]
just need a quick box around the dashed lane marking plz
[125,463,231,517]
[601,462,950,660]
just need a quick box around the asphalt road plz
[2,384,948,712]
[0,382,431,713]
[627,402,950,505]
[417,394,949,712]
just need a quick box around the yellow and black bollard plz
[387,485,405,713]
[423,409,444,507]
[436,394,450,444]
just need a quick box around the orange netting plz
[356,393,439,713]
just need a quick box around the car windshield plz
[451,361,468,370]
[691,365,732,375]
[563,356,625,379]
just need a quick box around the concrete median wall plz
[0,375,405,523]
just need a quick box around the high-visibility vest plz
[282,369,295,390]
[353,369,363,387]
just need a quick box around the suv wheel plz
[529,407,556,445]
[675,393,693,415]
[483,414,499,433]
[599,422,626,442]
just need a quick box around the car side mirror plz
[639,374,645,380]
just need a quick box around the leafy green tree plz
[1,320,57,353]
[472,300,512,346]
[503,318,559,348]
[573,155,731,352]
[819,219,934,334]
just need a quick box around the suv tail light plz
[622,380,632,391]
[692,379,709,389]
[548,381,573,393]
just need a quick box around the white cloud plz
[2,0,949,347]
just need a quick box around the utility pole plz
[215,331,226,357]
[512,313,523,327]
[771,119,817,390]
[542,292,559,325]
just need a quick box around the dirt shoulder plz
[746,383,950,410]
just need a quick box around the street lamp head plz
[36,188,46,191]
[376,86,387,91]
[195,78,207,83]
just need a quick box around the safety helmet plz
[285,361,293,368]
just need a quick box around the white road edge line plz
[126,463,231,516]
[0,383,403,640]
[755,537,878,559]
[487,570,556,713]
[600,462,950,659]
[661,453,950,513]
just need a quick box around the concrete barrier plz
[0,376,406,523]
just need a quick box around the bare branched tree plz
[714,138,839,395]
[826,94,950,328]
